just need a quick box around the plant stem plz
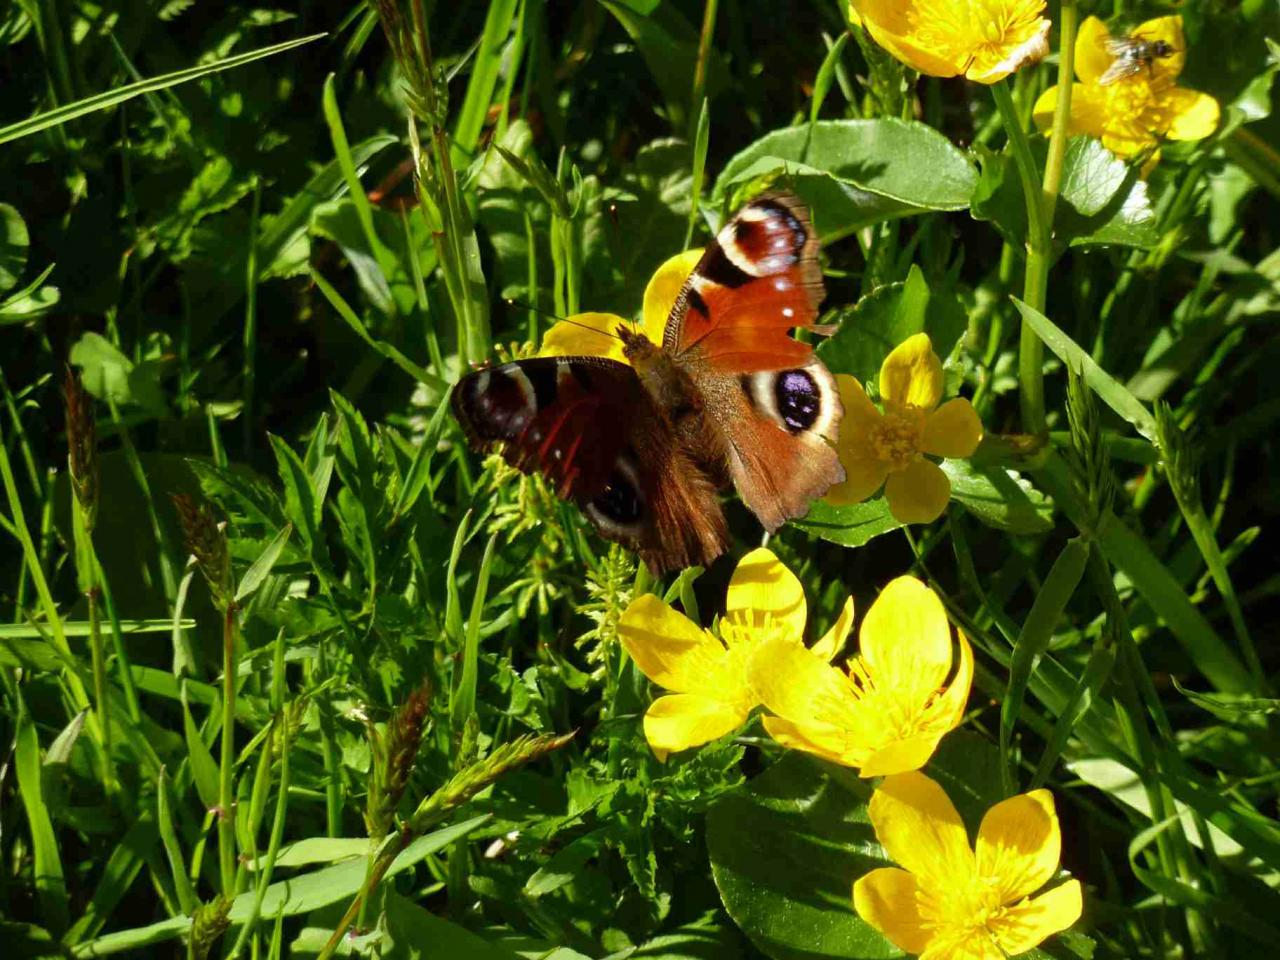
[218,603,238,895]
[688,0,719,141]
[1041,0,1078,228]
[992,1,1077,437]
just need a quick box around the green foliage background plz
[1,0,1279,957]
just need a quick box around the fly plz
[1098,35,1177,85]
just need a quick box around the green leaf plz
[1002,539,1090,791]
[944,459,1055,535]
[707,752,890,960]
[15,708,69,935]
[1013,299,1159,443]
[792,498,903,549]
[1059,137,1129,218]
[70,816,489,956]
[181,688,220,813]
[1172,678,1280,720]
[233,523,293,604]
[268,435,320,554]
[598,1,723,131]
[817,266,967,383]
[1036,455,1253,693]
[0,33,326,145]
[454,0,521,155]
[973,137,1157,250]
[383,889,521,959]
[1,202,29,292]
[0,261,60,324]
[715,119,978,241]
[68,332,168,417]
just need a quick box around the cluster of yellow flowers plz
[618,546,1081,959]
[850,2,1218,172]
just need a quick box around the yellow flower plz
[825,333,982,524]
[1032,16,1219,167]
[854,771,1083,959]
[748,576,972,777]
[538,250,702,363]
[848,0,1050,85]
[617,547,846,761]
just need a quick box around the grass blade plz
[15,704,69,935]
[1000,537,1089,794]
[0,34,326,146]
[1013,297,1159,443]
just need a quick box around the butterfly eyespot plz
[775,369,821,433]
[591,469,643,527]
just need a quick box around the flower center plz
[916,874,1008,953]
[1101,73,1177,143]
[870,411,922,470]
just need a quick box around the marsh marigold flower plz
[1032,16,1219,169]
[618,547,846,760]
[855,771,1083,959]
[749,576,972,777]
[539,250,702,362]
[826,333,982,524]
[848,0,1050,85]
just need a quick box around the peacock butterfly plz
[451,192,845,573]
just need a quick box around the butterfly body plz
[452,193,844,573]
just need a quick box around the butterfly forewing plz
[664,192,824,372]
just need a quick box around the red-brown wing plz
[451,357,729,573]
[692,360,845,532]
[664,191,824,373]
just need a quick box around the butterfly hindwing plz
[451,357,729,572]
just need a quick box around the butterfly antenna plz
[504,298,626,343]
[606,203,639,333]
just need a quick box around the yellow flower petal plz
[990,879,1084,955]
[848,0,967,78]
[761,715,854,766]
[641,249,703,347]
[836,375,882,439]
[825,457,890,506]
[1073,16,1114,86]
[859,576,954,703]
[811,596,854,662]
[642,693,747,761]
[618,594,725,694]
[852,868,932,956]
[726,547,806,636]
[880,333,942,412]
[859,734,947,778]
[1132,15,1187,82]
[921,398,983,459]
[749,635,861,736]
[965,15,1050,85]
[540,312,630,363]
[884,458,952,524]
[1165,88,1220,141]
[827,376,890,505]
[1102,128,1153,160]
[976,789,1062,904]
[1034,83,1109,140]
[923,629,974,733]
[869,771,975,889]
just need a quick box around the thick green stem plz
[993,1,1077,437]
